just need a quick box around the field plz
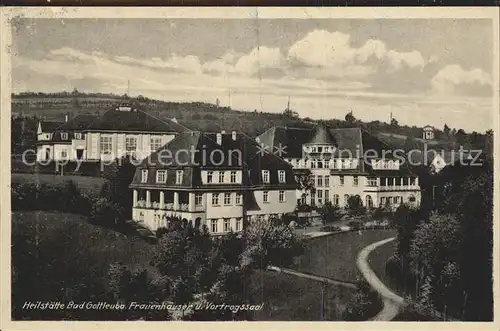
[11,173,106,193]
[294,229,397,282]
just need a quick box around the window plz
[402,177,409,186]
[223,219,231,232]
[311,192,316,206]
[262,170,270,183]
[60,150,68,159]
[317,160,324,168]
[211,219,218,233]
[195,193,203,206]
[366,195,373,208]
[380,177,387,186]
[324,160,330,168]
[141,169,148,183]
[207,171,213,183]
[150,137,162,152]
[317,175,323,187]
[100,136,113,155]
[212,193,220,206]
[388,177,395,186]
[388,197,393,204]
[317,190,323,205]
[156,170,167,183]
[278,170,286,183]
[218,171,225,183]
[279,190,285,203]
[311,160,317,169]
[235,218,242,231]
[344,194,349,206]
[409,177,416,186]
[61,132,68,140]
[74,133,82,139]
[325,175,330,187]
[395,177,401,186]
[126,137,137,152]
[380,197,386,206]
[235,193,242,205]
[224,193,232,205]
[353,176,359,186]
[317,146,323,153]
[176,170,183,184]
[324,190,330,203]
[333,194,339,206]
[263,191,269,203]
[230,171,237,183]
[339,176,345,186]
[367,177,377,187]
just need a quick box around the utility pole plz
[127,79,130,96]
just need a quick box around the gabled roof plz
[257,126,363,159]
[307,124,337,145]
[85,108,188,133]
[39,120,64,133]
[130,131,297,189]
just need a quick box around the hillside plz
[11,92,492,157]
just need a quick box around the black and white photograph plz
[1,7,498,329]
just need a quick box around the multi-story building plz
[129,131,298,233]
[257,124,421,210]
[35,104,186,162]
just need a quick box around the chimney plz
[221,130,226,134]
[171,117,178,123]
[216,133,222,145]
[231,131,237,141]
[256,137,260,143]
[65,113,69,122]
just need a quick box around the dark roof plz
[130,131,297,189]
[86,108,188,133]
[407,150,475,168]
[307,124,337,145]
[257,126,363,159]
[51,114,97,142]
[39,120,64,132]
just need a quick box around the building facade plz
[422,125,435,140]
[35,104,186,162]
[129,131,298,233]
[257,125,421,210]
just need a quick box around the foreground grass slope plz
[11,173,106,193]
[294,229,397,282]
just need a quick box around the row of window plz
[309,176,417,188]
[288,158,358,170]
[141,169,185,184]
[99,136,163,155]
[262,170,286,184]
[371,159,400,170]
[311,175,358,187]
[206,171,239,184]
[211,192,243,206]
[58,132,83,140]
[210,218,243,233]
[305,193,416,207]
[303,145,336,154]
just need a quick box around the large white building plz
[129,131,298,233]
[257,124,422,210]
[35,104,186,162]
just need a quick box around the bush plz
[89,198,124,226]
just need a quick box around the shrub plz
[319,225,341,232]
[89,198,124,226]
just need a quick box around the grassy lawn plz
[294,229,397,282]
[249,269,356,321]
[11,173,106,193]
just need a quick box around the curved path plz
[356,237,404,321]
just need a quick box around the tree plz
[317,201,341,225]
[345,110,356,124]
[283,108,299,119]
[295,169,316,204]
[346,195,364,216]
[403,135,419,152]
[101,156,137,219]
[443,124,451,136]
[391,117,399,127]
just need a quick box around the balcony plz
[135,200,204,212]
[364,185,420,192]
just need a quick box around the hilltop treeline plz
[11,92,493,158]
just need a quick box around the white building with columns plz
[129,131,298,233]
[35,104,186,163]
[257,124,421,211]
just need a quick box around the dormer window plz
[141,169,148,183]
[74,133,82,140]
[262,170,270,184]
[61,132,68,140]
[278,170,286,183]
[216,133,222,145]
[176,170,183,184]
[156,170,167,183]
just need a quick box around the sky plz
[10,18,495,133]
